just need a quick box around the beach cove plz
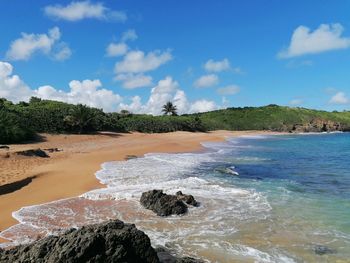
[1,132,350,262]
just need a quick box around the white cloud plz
[0,62,13,78]
[194,74,219,88]
[115,73,152,89]
[118,96,143,113]
[0,61,33,102]
[329,92,349,105]
[189,100,217,113]
[106,29,138,57]
[36,80,122,111]
[204,58,230,72]
[216,85,240,95]
[1,62,218,115]
[44,1,126,22]
[0,61,121,111]
[53,43,72,61]
[6,27,71,61]
[106,42,128,57]
[121,29,138,42]
[279,23,350,58]
[118,76,218,115]
[289,99,303,106]
[115,50,172,74]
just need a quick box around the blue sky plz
[0,0,350,114]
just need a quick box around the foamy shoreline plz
[0,130,280,245]
[0,131,263,237]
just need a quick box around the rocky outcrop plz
[175,191,198,207]
[314,245,336,255]
[15,148,49,158]
[284,119,347,133]
[140,190,198,216]
[140,190,188,216]
[0,220,204,263]
[0,220,159,263]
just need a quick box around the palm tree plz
[162,101,178,116]
[64,104,96,133]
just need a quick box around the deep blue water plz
[206,133,350,260]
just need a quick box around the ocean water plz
[1,133,350,262]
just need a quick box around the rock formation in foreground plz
[140,190,198,216]
[0,220,158,263]
[0,220,202,263]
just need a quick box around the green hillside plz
[197,104,350,131]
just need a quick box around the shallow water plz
[1,133,350,262]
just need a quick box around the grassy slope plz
[197,105,350,131]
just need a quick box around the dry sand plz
[0,130,275,239]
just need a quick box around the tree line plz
[1,97,350,144]
[0,97,204,144]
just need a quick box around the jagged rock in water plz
[140,190,188,216]
[15,148,49,158]
[0,220,159,263]
[176,191,198,207]
[314,245,336,255]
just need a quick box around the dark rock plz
[177,258,204,263]
[156,247,204,263]
[0,220,159,263]
[16,149,49,158]
[314,245,336,255]
[0,146,9,150]
[176,191,198,207]
[140,190,188,216]
[125,155,138,160]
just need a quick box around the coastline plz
[0,130,278,241]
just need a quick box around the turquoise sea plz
[1,133,349,262]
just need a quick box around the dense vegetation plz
[0,97,349,144]
[196,105,350,131]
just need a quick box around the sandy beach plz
[0,130,276,237]
[0,129,286,247]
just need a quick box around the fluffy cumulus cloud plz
[189,100,217,113]
[194,74,219,88]
[0,61,33,102]
[279,23,350,58]
[36,80,122,112]
[106,42,128,57]
[1,62,218,114]
[113,48,172,89]
[0,61,121,111]
[329,92,349,105]
[106,29,138,57]
[6,27,71,61]
[44,1,127,22]
[118,76,218,115]
[216,85,240,95]
[204,58,230,72]
[115,50,172,74]
[115,73,152,89]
